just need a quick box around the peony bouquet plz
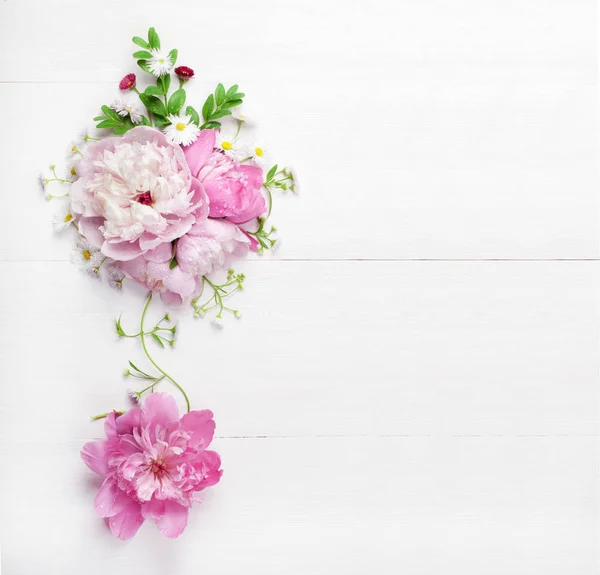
[39,27,297,540]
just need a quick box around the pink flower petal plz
[181,410,216,449]
[115,407,142,435]
[183,130,216,177]
[94,478,129,518]
[141,393,179,428]
[101,239,143,262]
[81,440,110,476]
[107,499,145,540]
[155,500,189,538]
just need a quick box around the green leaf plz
[169,49,178,66]
[148,27,160,50]
[168,89,186,115]
[215,83,226,106]
[133,50,152,59]
[140,115,152,126]
[128,361,152,378]
[200,121,221,130]
[153,116,170,127]
[169,256,178,269]
[209,109,231,120]
[93,115,105,121]
[151,333,165,348]
[202,94,215,122]
[139,94,167,117]
[144,85,164,96]
[96,120,120,129]
[137,59,152,73]
[226,84,239,98]
[115,315,125,337]
[229,92,245,100]
[113,126,130,135]
[221,99,243,109]
[266,164,278,182]
[133,36,150,49]
[186,105,200,126]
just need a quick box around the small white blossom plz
[38,173,48,189]
[148,49,173,76]
[230,107,254,126]
[107,263,126,291]
[111,99,143,124]
[211,317,224,329]
[52,204,75,232]
[163,114,200,146]
[234,310,242,319]
[71,236,101,272]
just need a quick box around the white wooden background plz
[0,0,598,573]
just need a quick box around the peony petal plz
[101,239,143,262]
[141,393,180,428]
[78,217,105,248]
[104,411,118,439]
[180,410,216,449]
[107,499,145,540]
[155,500,189,538]
[182,130,216,177]
[143,241,172,263]
[115,407,142,436]
[81,440,110,476]
[197,450,223,490]
[94,478,129,518]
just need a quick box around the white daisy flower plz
[163,114,200,146]
[248,145,269,167]
[230,107,254,126]
[111,99,143,124]
[234,140,269,167]
[52,204,75,232]
[215,131,244,158]
[106,263,126,291]
[71,236,101,272]
[148,49,173,76]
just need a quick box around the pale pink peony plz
[183,130,266,225]
[81,393,222,540]
[70,127,209,262]
[176,219,251,277]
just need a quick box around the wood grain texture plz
[0,0,597,572]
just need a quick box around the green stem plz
[91,410,123,421]
[139,293,190,412]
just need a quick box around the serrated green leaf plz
[133,50,152,59]
[132,36,150,49]
[209,109,232,120]
[137,59,152,73]
[145,85,163,96]
[140,94,167,117]
[168,89,186,115]
[148,27,160,50]
[186,106,200,126]
[215,83,226,106]
[202,94,215,122]
[151,333,165,348]
[226,84,239,98]
[169,49,178,66]
[221,99,243,109]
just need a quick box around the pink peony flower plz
[81,393,222,540]
[119,73,137,91]
[183,130,266,225]
[174,66,194,80]
[117,242,201,306]
[70,127,209,262]
[176,219,251,277]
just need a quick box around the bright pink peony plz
[183,130,266,225]
[81,393,222,540]
[70,127,209,262]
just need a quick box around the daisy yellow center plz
[71,145,77,152]
[255,147,264,157]
[222,141,232,150]
[176,122,186,131]
[83,250,91,260]
[64,213,73,223]
[159,59,165,64]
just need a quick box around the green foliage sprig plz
[192,269,245,319]
[200,84,245,130]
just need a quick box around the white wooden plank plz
[0,261,596,440]
[0,0,595,85]
[0,79,597,260]
[0,436,597,573]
